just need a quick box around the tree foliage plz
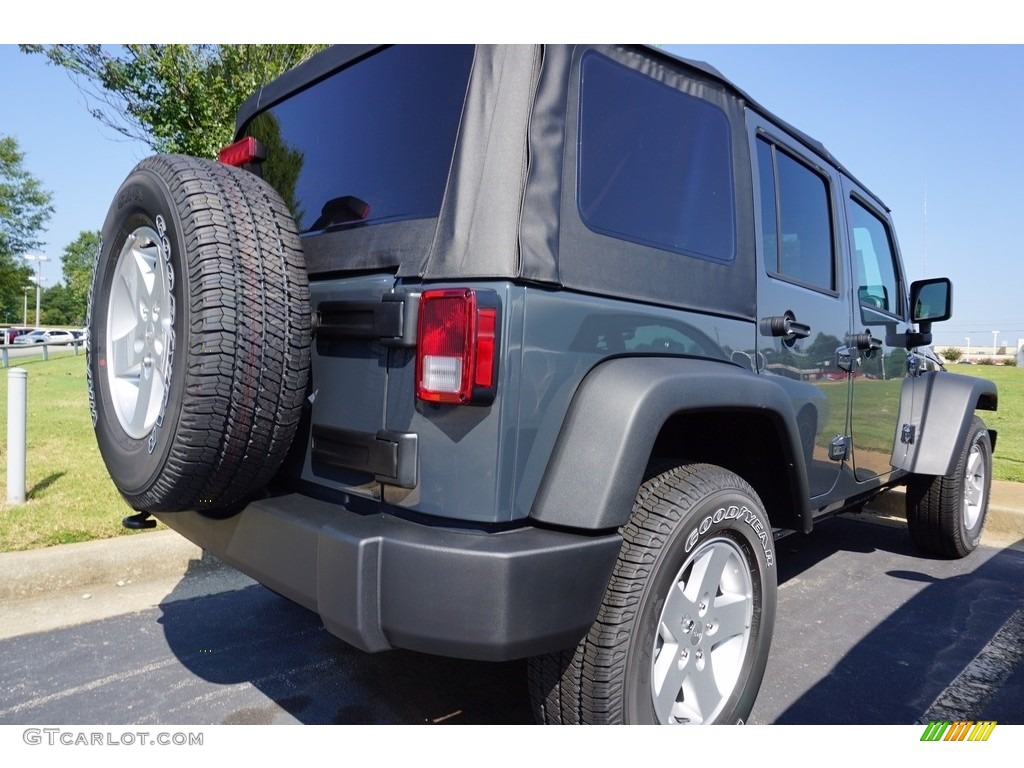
[1,135,54,258]
[0,134,53,323]
[21,45,327,159]
[41,282,82,326]
[60,230,100,326]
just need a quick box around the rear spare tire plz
[87,154,311,513]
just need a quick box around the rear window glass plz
[243,45,474,234]
[577,53,735,263]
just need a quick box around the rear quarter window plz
[577,52,736,264]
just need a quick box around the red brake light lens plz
[218,136,263,167]
[474,308,497,389]
[416,289,499,405]
[417,290,474,403]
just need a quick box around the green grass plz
[956,365,1024,482]
[817,364,1023,483]
[0,353,139,552]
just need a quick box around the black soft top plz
[234,45,885,322]
[235,44,859,191]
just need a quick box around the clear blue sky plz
[0,44,149,296]
[668,44,1024,350]
[1,42,1022,349]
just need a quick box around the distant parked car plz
[2,327,32,344]
[13,329,75,345]
[12,330,44,344]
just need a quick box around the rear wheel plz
[906,415,991,558]
[529,463,776,724]
[527,647,583,724]
[88,154,311,513]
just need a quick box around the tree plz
[0,134,53,322]
[21,45,327,159]
[61,230,100,325]
[41,282,81,326]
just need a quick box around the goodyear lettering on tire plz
[685,505,774,566]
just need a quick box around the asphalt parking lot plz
[0,482,1021,726]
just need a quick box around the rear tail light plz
[416,289,500,405]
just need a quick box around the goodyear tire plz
[87,154,311,513]
[529,463,776,724]
[906,415,992,558]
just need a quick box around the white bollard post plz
[7,367,27,504]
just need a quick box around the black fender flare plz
[894,371,998,476]
[529,357,812,531]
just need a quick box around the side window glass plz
[849,198,901,316]
[756,140,779,271]
[757,138,835,291]
[577,53,736,263]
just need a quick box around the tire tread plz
[906,415,991,558]
[94,154,311,513]
[530,462,775,725]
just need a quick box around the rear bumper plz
[155,493,621,661]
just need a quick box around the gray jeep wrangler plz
[88,44,998,724]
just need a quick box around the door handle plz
[761,311,811,341]
[849,330,883,353]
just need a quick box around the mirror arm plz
[904,320,932,349]
[904,331,932,348]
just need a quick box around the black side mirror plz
[905,278,952,348]
[910,278,952,324]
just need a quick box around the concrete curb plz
[0,528,223,602]
[864,479,1024,543]
[2,483,1022,603]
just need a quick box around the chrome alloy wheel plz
[106,225,173,440]
[963,439,987,531]
[650,537,753,724]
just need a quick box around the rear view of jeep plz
[88,45,997,725]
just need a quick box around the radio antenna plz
[923,181,928,276]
